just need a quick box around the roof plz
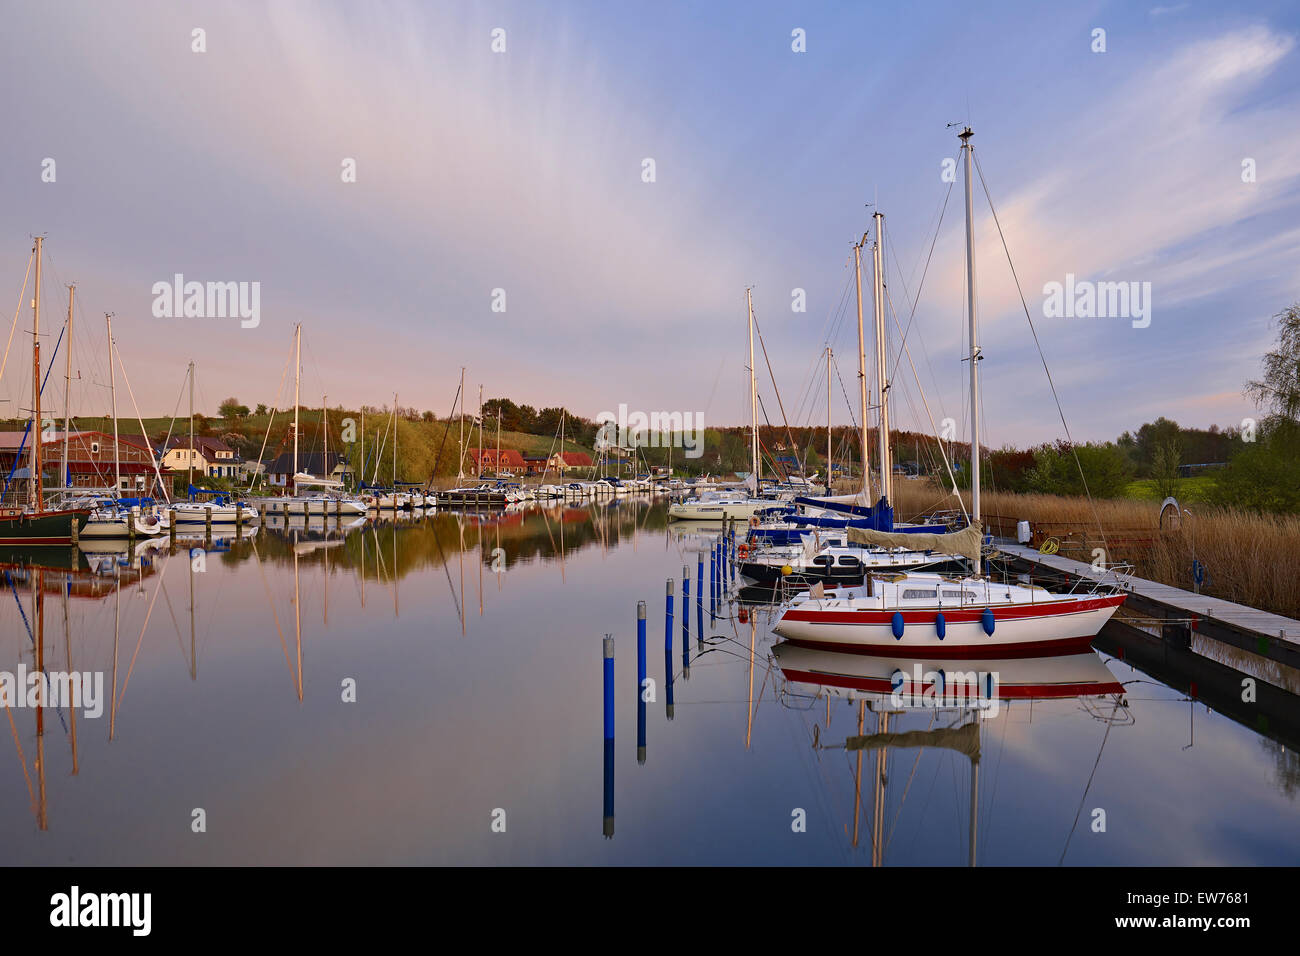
[559,452,592,466]
[468,449,527,467]
[267,451,345,475]
[0,430,153,454]
[163,435,234,455]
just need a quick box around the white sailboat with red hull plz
[773,127,1127,658]
[773,571,1126,658]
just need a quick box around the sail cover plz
[845,522,983,565]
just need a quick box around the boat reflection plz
[773,643,1131,865]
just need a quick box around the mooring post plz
[204,506,212,536]
[681,564,690,650]
[603,635,614,839]
[709,541,716,620]
[665,578,674,653]
[637,600,647,765]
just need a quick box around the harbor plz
[1,497,1296,866]
[3,2,1299,923]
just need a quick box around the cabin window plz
[811,555,832,566]
[902,589,937,600]
[837,555,862,567]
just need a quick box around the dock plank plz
[994,542,1300,650]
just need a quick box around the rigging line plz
[247,333,295,492]
[793,266,856,425]
[1058,698,1121,865]
[980,697,1012,861]
[832,354,859,429]
[882,281,969,523]
[0,245,34,388]
[248,537,295,691]
[887,178,953,387]
[111,336,172,503]
[972,150,1110,555]
[423,380,463,491]
[157,368,192,478]
[750,310,803,474]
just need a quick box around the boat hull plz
[773,594,1126,658]
[0,508,91,545]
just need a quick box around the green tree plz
[1150,438,1181,500]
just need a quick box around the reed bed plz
[889,480,1300,619]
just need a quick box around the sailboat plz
[73,311,166,538]
[669,289,785,521]
[0,237,91,545]
[773,128,1126,658]
[259,325,367,517]
[168,362,260,525]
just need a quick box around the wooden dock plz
[993,541,1300,671]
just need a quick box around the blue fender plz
[935,612,946,640]
[981,607,996,636]
[891,611,905,640]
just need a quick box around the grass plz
[889,481,1300,620]
[1121,475,1218,503]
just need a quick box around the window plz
[837,555,862,567]
[90,442,99,454]
[902,589,937,600]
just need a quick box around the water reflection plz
[0,499,1296,864]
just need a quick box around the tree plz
[255,403,268,417]
[1150,438,1181,500]
[1247,303,1300,424]
[219,397,249,421]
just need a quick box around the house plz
[266,451,352,488]
[0,430,165,498]
[522,455,549,476]
[160,436,242,480]
[468,449,527,475]
[547,451,592,473]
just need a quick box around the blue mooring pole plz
[681,565,690,647]
[603,635,614,838]
[731,521,738,583]
[709,541,716,621]
[696,552,704,615]
[637,601,647,765]
[681,565,691,678]
[665,578,674,653]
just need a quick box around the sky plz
[2,0,1299,448]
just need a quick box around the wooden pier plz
[994,541,1300,671]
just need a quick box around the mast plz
[30,237,43,510]
[62,284,74,492]
[107,315,120,496]
[873,212,891,505]
[392,392,399,487]
[186,359,194,494]
[960,126,981,525]
[477,384,483,478]
[496,407,501,475]
[292,323,301,492]
[457,366,466,480]
[322,394,328,478]
[826,346,833,495]
[746,288,758,492]
[853,234,872,501]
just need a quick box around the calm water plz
[2,500,1297,865]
